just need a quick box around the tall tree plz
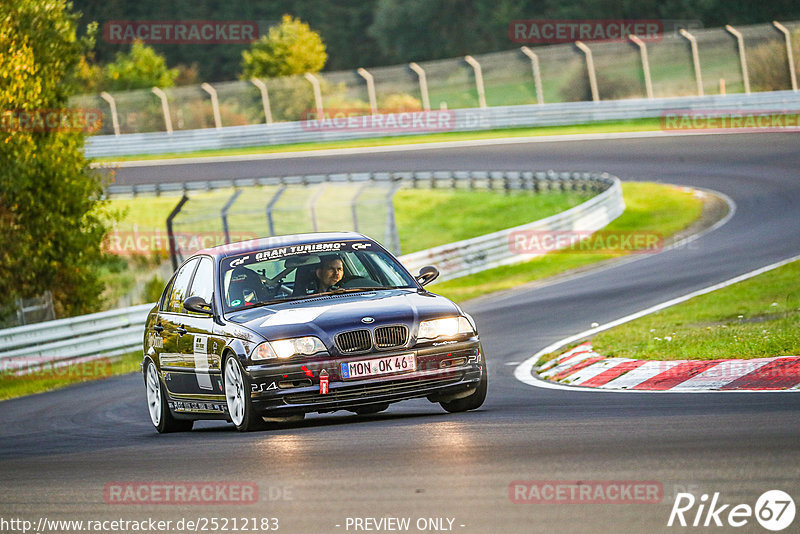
[0,0,112,320]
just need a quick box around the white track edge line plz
[514,252,800,394]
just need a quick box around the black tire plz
[223,356,267,432]
[440,369,488,413]
[144,360,193,433]
[353,403,390,415]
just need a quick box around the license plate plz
[341,354,416,379]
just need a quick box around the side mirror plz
[184,296,212,315]
[416,266,439,287]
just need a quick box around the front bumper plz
[245,339,484,414]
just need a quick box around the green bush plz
[241,15,327,80]
[749,32,800,92]
[143,275,166,303]
[559,63,639,102]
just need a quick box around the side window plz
[159,278,175,311]
[187,257,214,307]
[166,258,199,314]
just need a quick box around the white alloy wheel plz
[225,357,246,427]
[146,362,162,426]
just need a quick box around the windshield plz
[220,240,416,312]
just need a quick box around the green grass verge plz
[95,118,662,162]
[395,189,591,253]
[0,351,143,402]
[590,260,800,361]
[431,182,704,302]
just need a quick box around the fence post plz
[15,297,25,326]
[250,78,274,124]
[680,29,704,96]
[200,82,222,129]
[265,185,287,237]
[725,25,750,94]
[308,184,327,232]
[304,73,324,119]
[99,91,121,136]
[221,189,243,244]
[384,180,403,256]
[350,182,370,232]
[575,41,599,102]
[464,55,487,109]
[167,194,189,271]
[629,35,654,99]
[357,68,378,115]
[520,46,544,105]
[409,62,431,111]
[773,21,798,92]
[151,87,173,134]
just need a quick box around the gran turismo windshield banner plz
[221,241,375,271]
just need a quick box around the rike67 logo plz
[668,490,795,531]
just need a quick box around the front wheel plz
[224,356,266,432]
[145,360,193,433]
[440,370,487,413]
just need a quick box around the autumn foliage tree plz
[240,15,327,79]
[0,0,112,321]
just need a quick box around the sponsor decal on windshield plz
[223,241,374,270]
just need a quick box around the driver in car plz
[309,255,344,293]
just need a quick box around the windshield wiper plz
[331,287,383,293]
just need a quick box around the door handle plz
[153,324,164,333]
[177,327,188,335]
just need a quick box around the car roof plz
[193,231,374,260]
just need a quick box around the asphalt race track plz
[2,133,799,533]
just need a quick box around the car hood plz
[225,289,461,341]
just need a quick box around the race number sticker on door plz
[193,335,213,391]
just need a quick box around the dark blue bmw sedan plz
[142,232,487,432]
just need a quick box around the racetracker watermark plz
[104,482,261,505]
[510,19,666,43]
[510,480,663,504]
[509,230,663,255]
[103,21,259,44]
[300,109,456,133]
[0,109,102,133]
[661,110,800,132]
[104,231,259,256]
[0,358,112,381]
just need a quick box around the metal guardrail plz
[399,173,622,281]
[86,91,800,158]
[0,303,153,373]
[0,171,620,373]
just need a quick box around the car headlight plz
[271,336,326,359]
[250,337,326,361]
[250,342,277,361]
[417,316,475,341]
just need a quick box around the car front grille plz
[374,325,408,349]
[336,329,372,353]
